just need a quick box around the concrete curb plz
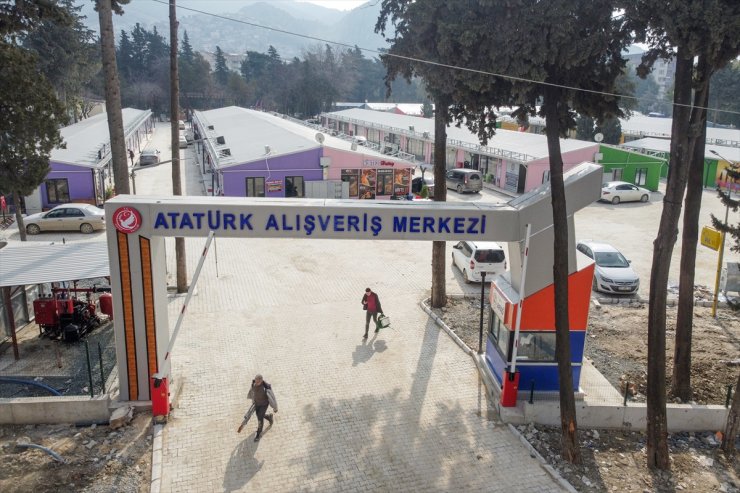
[420,297,576,493]
[507,424,578,493]
[594,294,728,308]
[419,298,474,357]
[150,423,164,493]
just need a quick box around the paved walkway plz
[126,122,561,491]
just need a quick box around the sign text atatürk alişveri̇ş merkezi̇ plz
[148,209,488,237]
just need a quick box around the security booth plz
[487,257,594,403]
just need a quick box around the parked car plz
[451,240,507,283]
[178,134,188,148]
[138,150,160,166]
[600,181,650,204]
[446,168,483,193]
[178,120,186,130]
[353,136,367,145]
[577,240,640,294]
[411,176,435,196]
[25,203,105,235]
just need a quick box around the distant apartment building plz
[623,45,676,102]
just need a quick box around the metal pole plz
[510,223,532,374]
[84,340,94,398]
[712,182,732,318]
[3,287,20,361]
[97,342,106,394]
[155,231,215,379]
[214,233,219,278]
[478,271,486,353]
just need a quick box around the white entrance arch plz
[104,163,602,401]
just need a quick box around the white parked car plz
[25,203,105,235]
[451,240,507,283]
[577,240,640,294]
[600,181,650,204]
[178,133,188,148]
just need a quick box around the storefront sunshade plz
[0,241,109,288]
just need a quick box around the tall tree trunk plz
[97,0,129,195]
[673,54,711,401]
[647,48,694,471]
[170,0,187,293]
[430,98,448,308]
[12,190,26,242]
[721,371,740,457]
[543,87,581,465]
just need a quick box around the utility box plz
[723,262,740,293]
[150,377,170,418]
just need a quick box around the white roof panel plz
[195,107,410,168]
[620,113,740,145]
[325,108,596,161]
[623,138,740,162]
[51,108,151,168]
[0,241,109,288]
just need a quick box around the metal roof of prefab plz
[324,108,597,162]
[623,138,740,162]
[619,113,740,146]
[50,108,152,169]
[0,241,109,288]
[194,107,412,169]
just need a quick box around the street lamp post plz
[709,149,738,317]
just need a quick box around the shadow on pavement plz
[223,433,264,492]
[351,333,388,366]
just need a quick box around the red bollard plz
[150,376,170,418]
[500,370,520,407]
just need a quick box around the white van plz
[451,241,507,283]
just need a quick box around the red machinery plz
[33,285,112,342]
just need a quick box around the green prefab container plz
[598,145,664,191]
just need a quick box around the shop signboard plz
[267,180,283,193]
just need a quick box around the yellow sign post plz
[701,226,721,251]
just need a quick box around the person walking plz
[128,149,135,167]
[361,287,383,339]
[238,374,277,441]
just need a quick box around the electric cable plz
[147,0,740,117]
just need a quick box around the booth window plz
[516,332,556,362]
[635,168,648,186]
[488,310,511,360]
[246,177,265,197]
[285,176,304,197]
[45,178,70,203]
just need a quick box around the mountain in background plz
[77,0,388,59]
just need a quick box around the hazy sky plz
[298,0,369,10]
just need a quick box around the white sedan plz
[600,181,650,204]
[25,203,105,235]
[577,240,640,294]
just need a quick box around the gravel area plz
[431,293,740,491]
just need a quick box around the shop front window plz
[341,169,359,197]
[635,168,648,186]
[376,169,394,196]
[246,177,265,197]
[45,178,70,204]
[285,176,304,197]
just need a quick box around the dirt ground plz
[432,295,740,492]
[0,411,152,493]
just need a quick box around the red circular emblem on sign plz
[112,207,142,234]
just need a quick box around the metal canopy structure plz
[0,241,110,288]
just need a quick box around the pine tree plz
[214,46,229,86]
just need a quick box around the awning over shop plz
[0,241,109,288]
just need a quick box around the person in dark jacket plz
[238,374,278,441]
[361,288,383,339]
